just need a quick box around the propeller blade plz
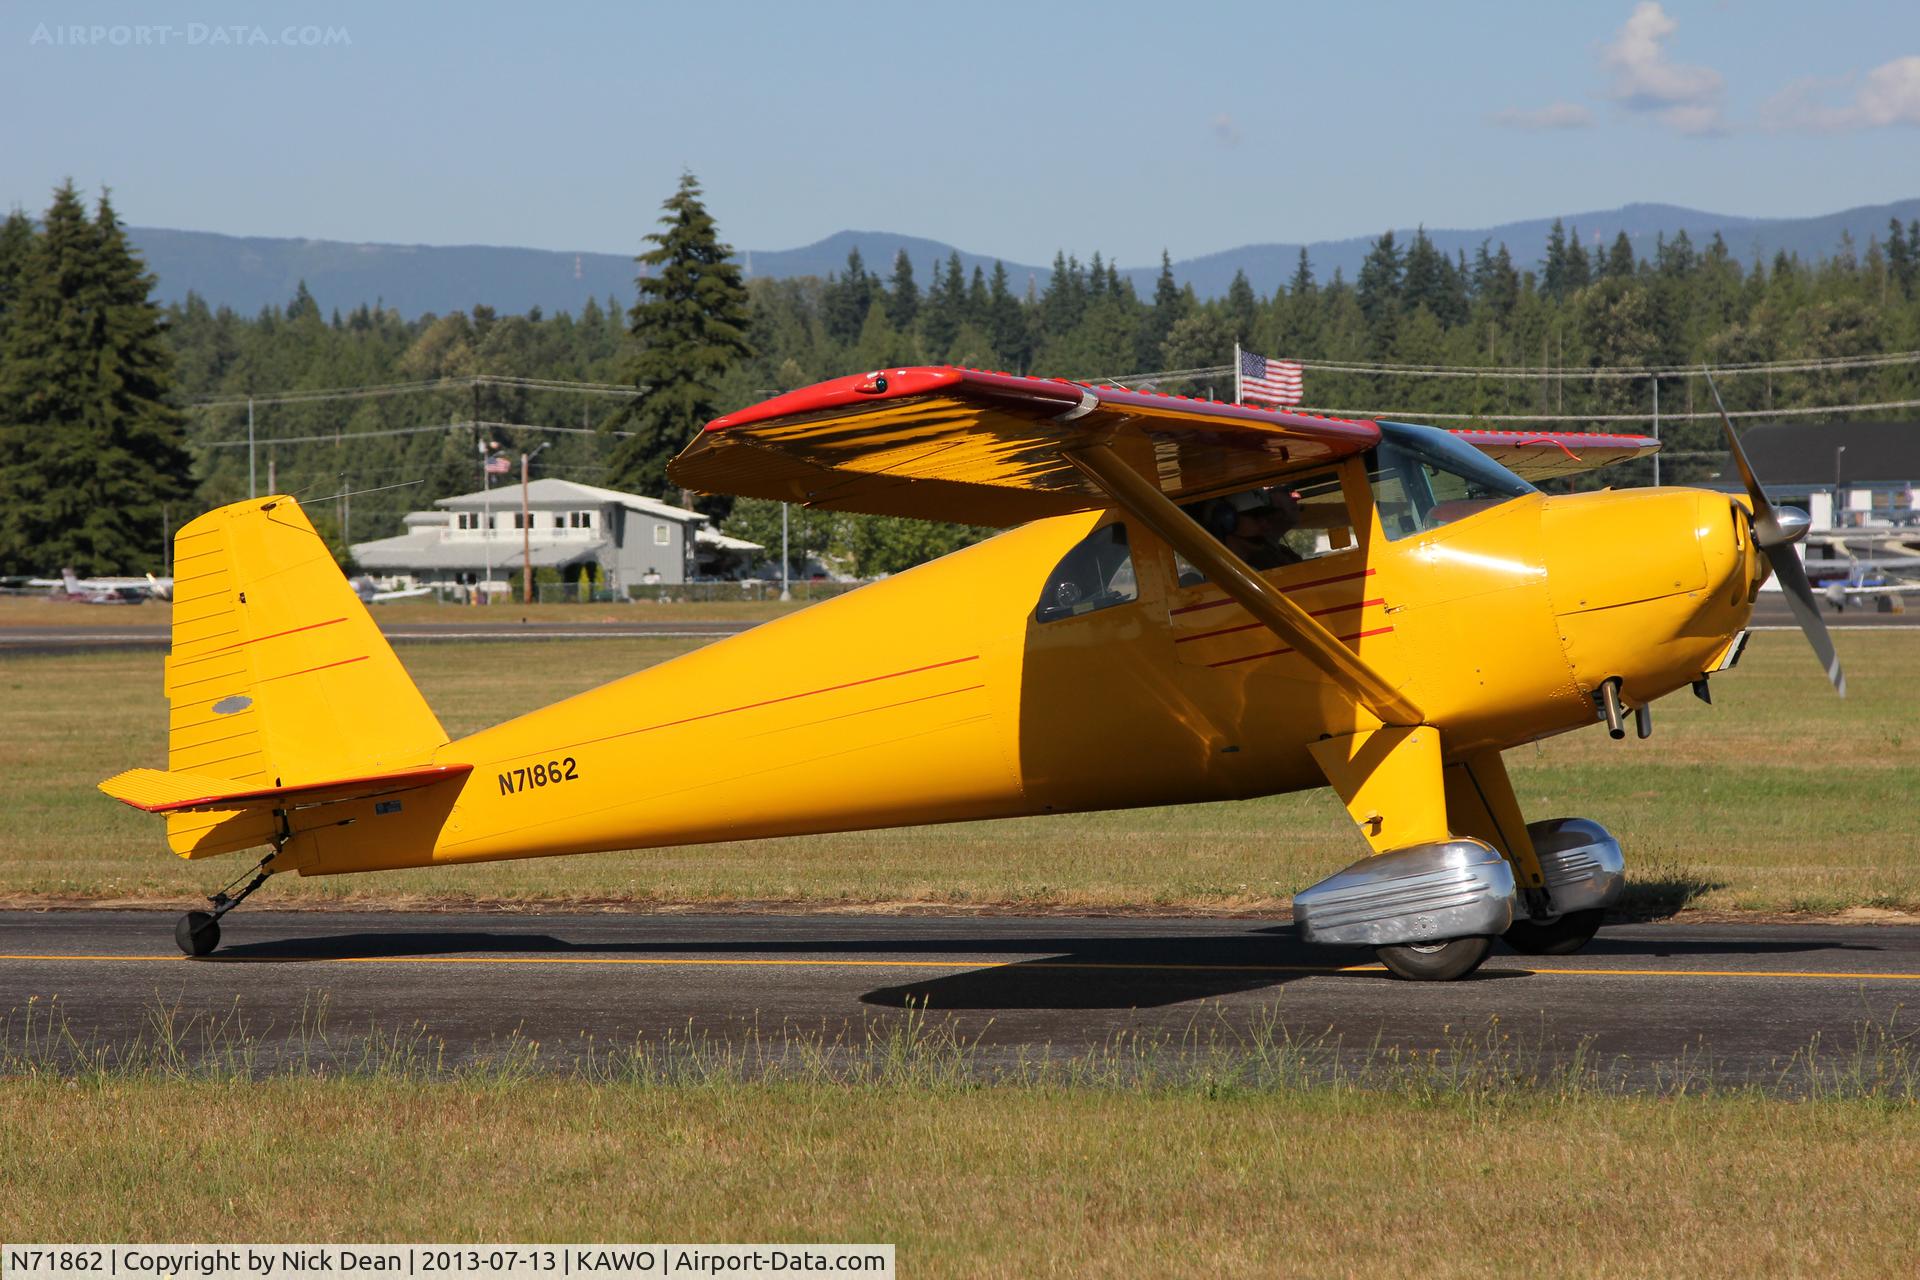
[1703,372,1792,547]
[1767,541,1846,696]
[1703,368,1845,697]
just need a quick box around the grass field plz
[4,1071,1917,1276]
[2,630,1914,914]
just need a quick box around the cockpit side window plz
[1367,421,1536,541]
[1173,469,1355,585]
[1036,522,1138,622]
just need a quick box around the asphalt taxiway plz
[3,910,1914,1085]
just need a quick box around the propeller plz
[1704,370,1845,697]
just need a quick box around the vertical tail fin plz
[156,495,448,856]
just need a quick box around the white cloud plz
[1600,2,1727,134]
[1763,56,1920,131]
[1489,101,1595,130]
[1209,112,1241,146]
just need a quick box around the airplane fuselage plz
[278,470,1760,878]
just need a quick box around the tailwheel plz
[1503,908,1605,956]
[174,844,281,957]
[1374,935,1493,981]
[175,911,221,957]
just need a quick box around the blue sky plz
[4,1,1916,266]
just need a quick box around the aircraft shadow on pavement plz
[199,922,1878,1011]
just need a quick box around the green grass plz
[3,631,1916,913]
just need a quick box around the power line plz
[196,418,633,449]
[1285,396,1920,424]
[186,374,644,409]
[1106,349,1920,384]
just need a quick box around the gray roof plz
[1741,422,1920,487]
[353,533,610,573]
[435,478,709,523]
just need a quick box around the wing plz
[1447,428,1660,482]
[669,366,1381,527]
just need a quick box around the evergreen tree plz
[0,209,35,351]
[1138,250,1187,368]
[1564,227,1592,292]
[607,171,752,500]
[965,265,989,332]
[1356,230,1404,356]
[821,248,874,346]
[1542,219,1572,300]
[885,249,919,333]
[1288,247,1315,297]
[1224,269,1258,346]
[1888,218,1915,300]
[921,251,966,356]
[0,184,192,574]
[986,261,1028,369]
[1604,232,1636,279]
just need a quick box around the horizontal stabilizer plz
[99,763,472,815]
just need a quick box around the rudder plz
[157,495,448,856]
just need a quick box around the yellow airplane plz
[102,368,1839,978]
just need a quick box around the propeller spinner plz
[1704,370,1845,697]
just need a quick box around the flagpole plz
[1232,342,1242,406]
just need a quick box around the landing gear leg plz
[176,834,283,957]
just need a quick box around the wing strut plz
[1065,444,1424,727]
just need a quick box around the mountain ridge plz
[127,198,1920,320]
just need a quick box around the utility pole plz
[267,456,276,495]
[247,398,256,498]
[1651,376,1661,488]
[520,442,549,605]
[780,502,790,601]
[479,436,497,605]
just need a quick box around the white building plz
[351,478,760,593]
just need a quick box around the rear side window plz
[1036,523,1137,622]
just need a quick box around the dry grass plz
[2,631,1915,914]
[1,1076,1915,1277]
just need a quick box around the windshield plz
[1367,421,1535,541]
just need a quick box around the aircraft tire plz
[1502,908,1604,956]
[175,911,220,957]
[1374,934,1492,981]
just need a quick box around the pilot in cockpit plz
[1214,488,1304,570]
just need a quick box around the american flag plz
[1238,349,1303,407]
[484,453,513,475]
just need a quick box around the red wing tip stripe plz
[1169,568,1376,617]
[1175,599,1384,644]
[1206,625,1396,669]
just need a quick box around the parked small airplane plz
[101,368,1840,976]
[33,568,172,603]
[1822,563,1917,612]
[350,575,433,604]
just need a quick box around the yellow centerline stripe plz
[4,953,1920,980]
